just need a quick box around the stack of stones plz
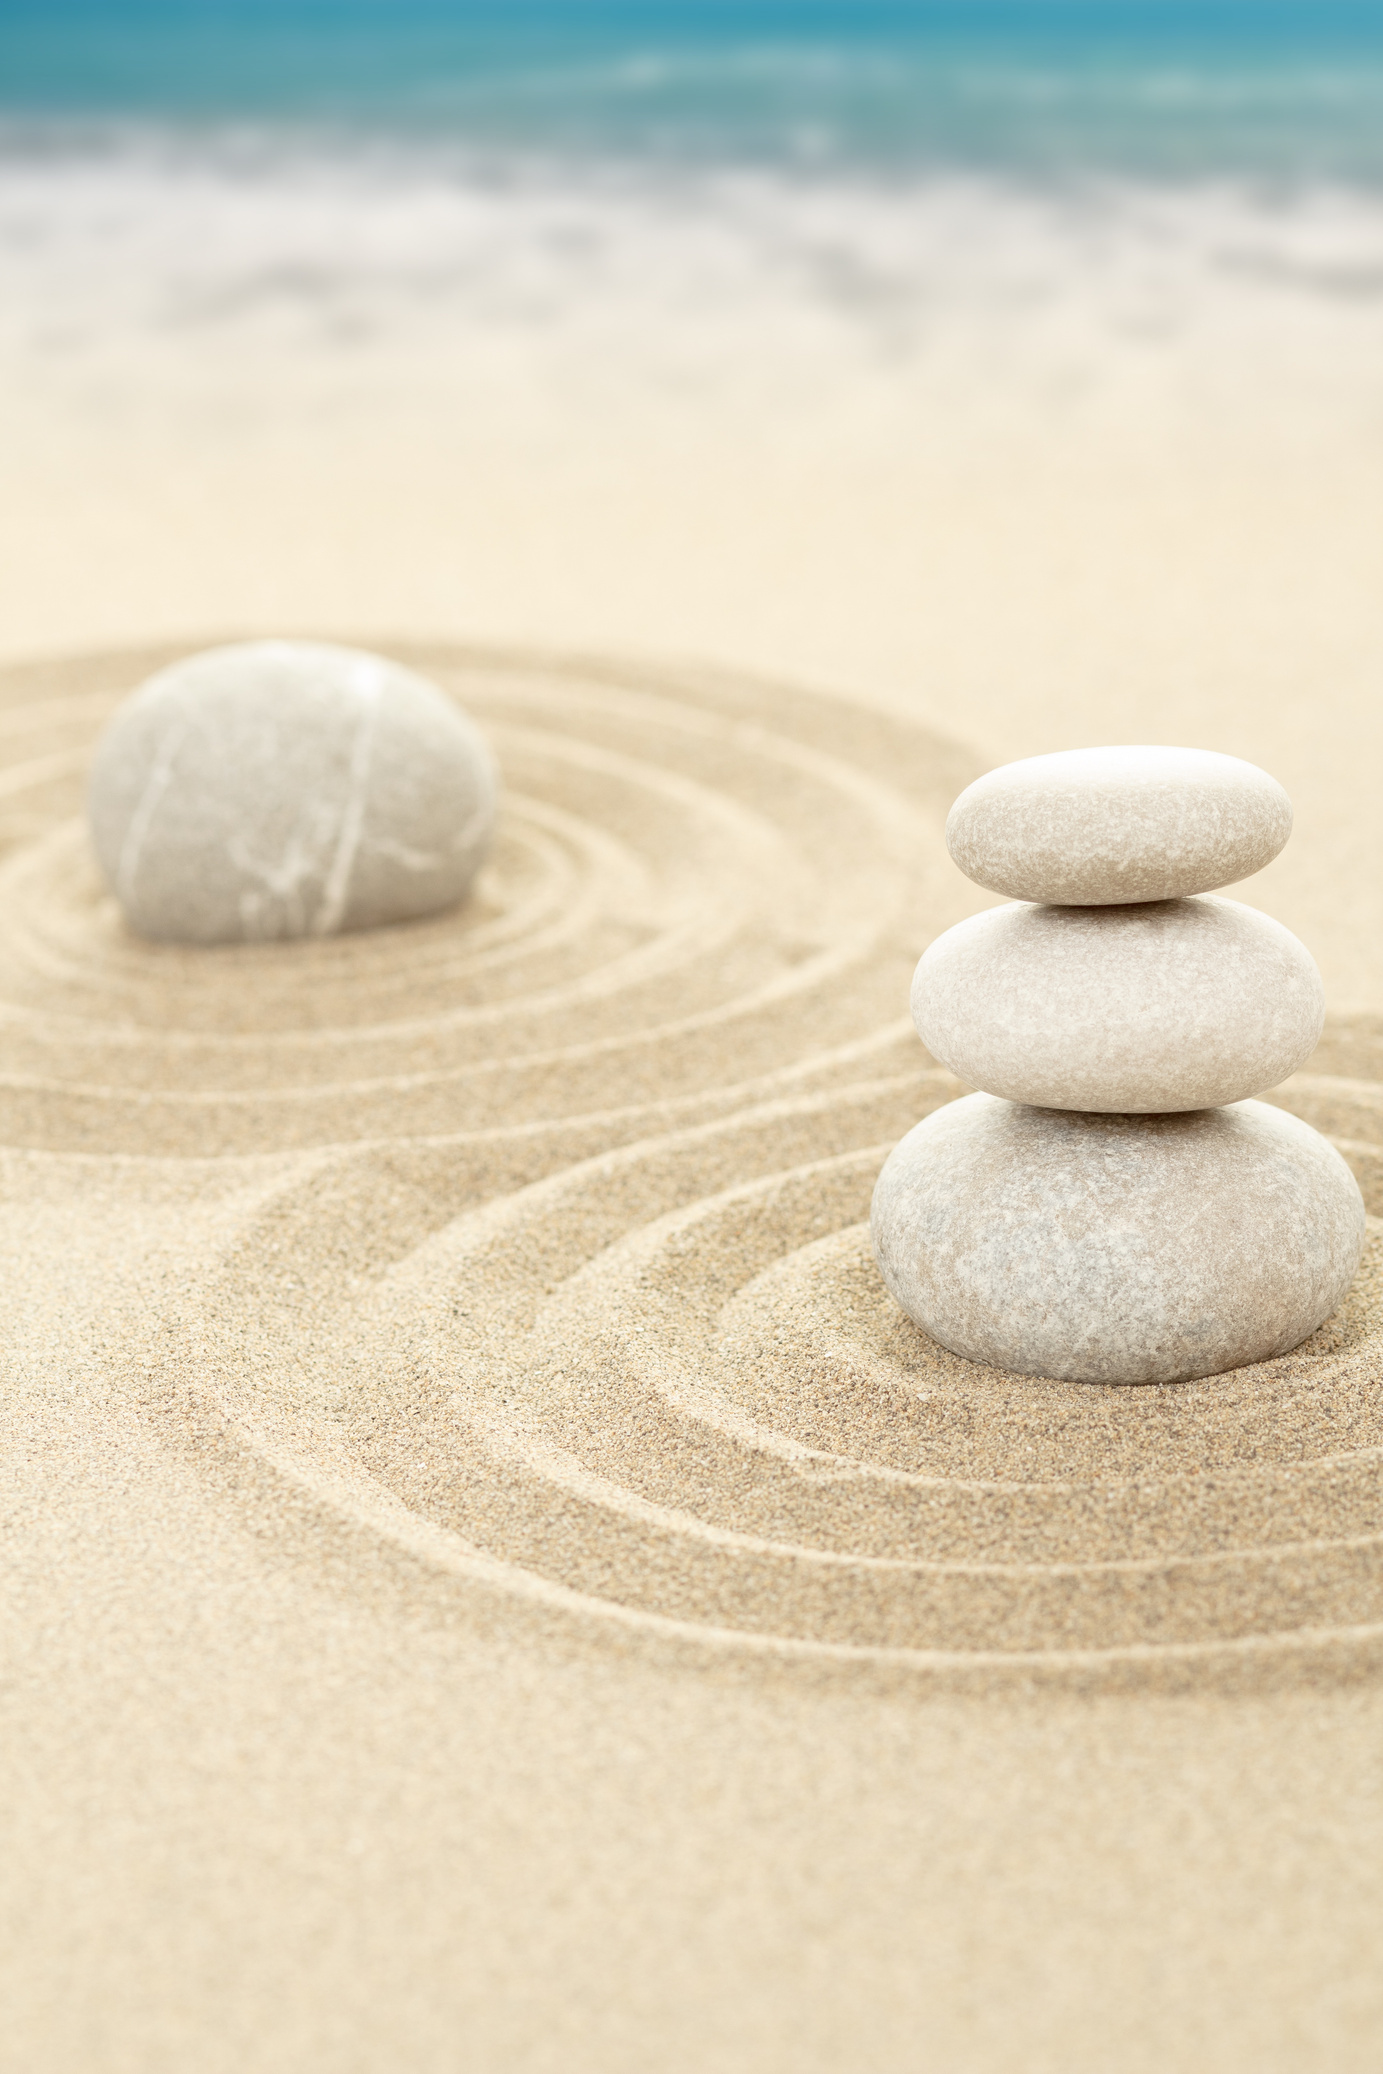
[871,745,1366,1385]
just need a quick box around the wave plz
[4,127,1383,386]
[6,22,1383,180]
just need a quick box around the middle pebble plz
[915,896,1324,1112]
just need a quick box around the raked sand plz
[3,638,1383,2071]
[5,160,1383,2073]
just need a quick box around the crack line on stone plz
[114,717,188,908]
[314,661,383,936]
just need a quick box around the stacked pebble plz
[871,746,1366,1385]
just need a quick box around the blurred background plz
[2,0,1383,991]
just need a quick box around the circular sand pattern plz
[4,643,1383,1688]
[0,646,972,1156]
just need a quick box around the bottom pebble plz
[870,1094,1366,1385]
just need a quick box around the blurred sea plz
[4,2,1383,417]
[6,2,1383,173]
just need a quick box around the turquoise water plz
[5,2,1383,180]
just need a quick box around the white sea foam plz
[3,127,1383,415]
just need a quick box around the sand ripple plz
[6,642,1383,1689]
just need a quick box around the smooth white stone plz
[871,1095,1364,1385]
[913,895,1323,1112]
[88,641,497,944]
[946,745,1292,904]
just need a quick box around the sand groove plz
[4,642,1383,1687]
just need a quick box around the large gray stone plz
[870,1095,1365,1385]
[913,895,1323,1112]
[946,745,1292,905]
[88,641,497,944]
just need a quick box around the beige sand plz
[4,160,1383,2071]
[3,638,1383,2071]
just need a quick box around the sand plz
[5,154,1383,2071]
[3,636,1383,2071]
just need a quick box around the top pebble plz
[945,744,1292,905]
